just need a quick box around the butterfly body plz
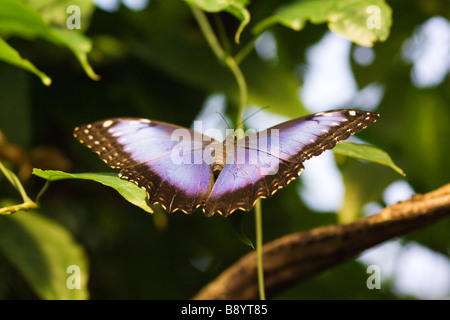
[207,138,228,179]
[74,109,378,217]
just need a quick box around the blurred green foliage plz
[0,0,448,299]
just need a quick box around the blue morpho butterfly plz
[73,109,378,217]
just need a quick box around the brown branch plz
[193,184,450,300]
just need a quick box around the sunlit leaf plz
[24,0,95,31]
[253,0,392,47]
[0,0,98,81]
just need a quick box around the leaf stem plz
[0,160,38,215]
[189,5,248,133]
[223,56,247,134]
[0,201,38,215]
[234,35,259,65]
[190,5,265,299]
[189,6,226,61]
[36,180,51,205]
[254,200,266,300]
[213,14,232,55]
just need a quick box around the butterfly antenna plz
[215,112,231,129]
[238,106,270,126]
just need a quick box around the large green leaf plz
[0,0,98,83]
[24,0,95,31]
[253,0,392,47]
[33,169,153,214]
[0,0,62,42]
[0,209,89,299]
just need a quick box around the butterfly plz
[73,109,378,217]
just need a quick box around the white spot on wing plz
[103,120,114,128]
[349,110,357,116]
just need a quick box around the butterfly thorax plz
[209,134,236,181]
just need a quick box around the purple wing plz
[74,118,214,213]
[203,148,303,217]
[265,109,379,163]
[204,109,379,216]
[74,110,378,217]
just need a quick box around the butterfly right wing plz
[74,118,214,214]
[204,109,379,216]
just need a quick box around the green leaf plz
[334,142,405,176]
[0,209,89,299]
[24,0,95,31]
[0,0,61,42]
[0,0,98,81]
[32,169,153,214]
[0,36,51,85]
[184,0,250,43]
[253,0,392,47]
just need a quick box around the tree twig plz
[193,184,450,300]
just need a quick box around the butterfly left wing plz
[204,109,379,217]
[74,118,215,214]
